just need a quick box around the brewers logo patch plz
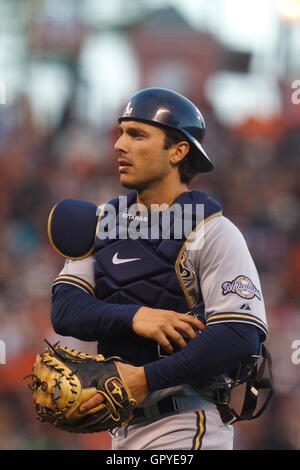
[222,275,261,300]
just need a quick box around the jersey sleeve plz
[187,215,268,340]
[52,255,96,296]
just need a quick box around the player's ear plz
[169,141,190,165]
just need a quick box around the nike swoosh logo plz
[112,252,141,265]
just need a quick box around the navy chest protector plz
[93,190,222,363]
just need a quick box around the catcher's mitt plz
[25,340,137,433]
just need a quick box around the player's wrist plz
[117,362,148,403]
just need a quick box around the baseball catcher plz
[25,340,137,433]
[28,87,273,449]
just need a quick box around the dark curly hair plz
[163,127,198,185]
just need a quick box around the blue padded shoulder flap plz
[48,198,100,259]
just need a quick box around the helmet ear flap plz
[119,88,214,173]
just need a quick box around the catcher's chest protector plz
[93,190,222,364]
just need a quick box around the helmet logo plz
[123,101,133,117]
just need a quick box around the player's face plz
[114,121,171,191]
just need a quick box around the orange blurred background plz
[0,0,299,450]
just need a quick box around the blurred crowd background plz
[0,0,299,450]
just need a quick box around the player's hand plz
[79,362,147,413]
[132,307,205,355]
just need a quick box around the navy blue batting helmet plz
[118,87,214,173]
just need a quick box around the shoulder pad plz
[188,191,222,219]
[48,198,100,259]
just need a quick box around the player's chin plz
[120,175,135,189]
[120,175,146,191]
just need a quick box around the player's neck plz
[136,181,187,210]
